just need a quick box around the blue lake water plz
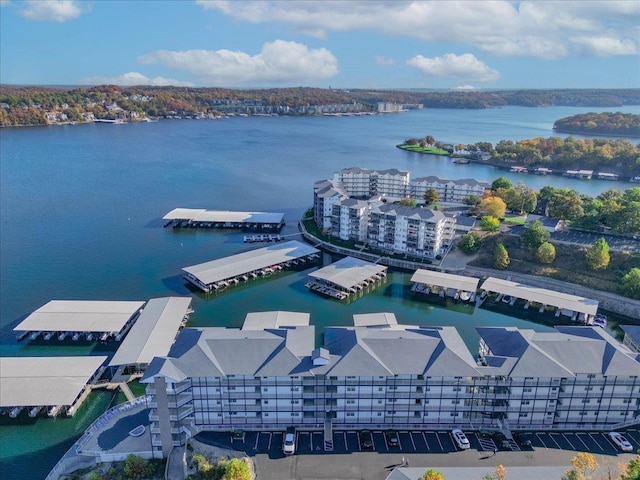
[1,105,640,479]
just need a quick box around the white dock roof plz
[353,312,398,327]
[14,300,145,333]
[163,208,284,224]
[480,277,599,316]
[183,240,319,286]
[411,269,479,292]
[309,256,387,289]
[0,356,107,407]
[242,311,310,330]
[109,297,192,367]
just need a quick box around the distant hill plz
[553,112,640,137]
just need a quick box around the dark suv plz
[360,430,374,449]
[385,430,399,447]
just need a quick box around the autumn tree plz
[494,244,510,270]
[421,469,445,480]
[621,267,640,300]
[480,216,501,232]
[483,464,508,480]
[562,452,598,480]
[585,237,610,270]
[536,242,556,264]
[423,188,439,205]
[481,196,507,219]
[224,458,251,480]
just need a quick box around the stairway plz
[324,417,334,451]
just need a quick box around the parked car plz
[282,427,296,455]
[608,432,633,452]
[360,430,374,449]
[451,429,471,450]
[386,430,399,447]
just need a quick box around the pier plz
[163,208,285,231]
[306,256,387,301]
[182,240,320,293]
[410,269,479,303]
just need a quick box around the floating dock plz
[306,256,387,301]
[163,208,285,231]
[410,269,479,302]
[183,240,320,293]
[14,300,145,343]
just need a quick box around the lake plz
[1,104,639,479]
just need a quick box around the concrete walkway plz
[166,445,186,480]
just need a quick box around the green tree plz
[224,458,251,480]
[123,454,149,480]
[585,237,610,270]
[397,197,417,207]
[621,452,640,480]
[458,232,483,254]
[536,242,556,264]
[621,268,640,300]
[547,189,584,221]
[480,196,507,218]
[480,216,501,232]
[421,469,445,480]
[494,244,510,270]
[423,188,439,205]
[521,220,550,248]
[491,176,513,191]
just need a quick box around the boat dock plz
[163,208,285,231]
[306,256,387,301]
[410,269,479,302]
[244,234,283,243]
[14,300,145,344]
[182,240,320,293]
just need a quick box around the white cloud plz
[0,0,11,7]
[375,56,395,66]
[17,0,86,22]
[570,35,637,56]
[406,53,500,83]
[455,85,477,90]
[137,40,339,86]
[80,72,194,87]
[197,1,639,59]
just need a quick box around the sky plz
[0,0,639,90]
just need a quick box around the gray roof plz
[341,167,409,177]
[324,325,481,377]
[183,240,319,285]
[480,277,598,317]
[371,204,446,222]
[109,297,192,367]
[242,311,310,330]
[411,269,479,292]
[0,356,107,407]
[309,256,387,289]
[141,326,316,383]
[335,197,369,209]
[412,176,490,187]
[14,300,145,334]
[478,326,640,377]
[353,312,398,327]
[620,325,640,344]
[163,208,284,224]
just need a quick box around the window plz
[519,413,528,418]
[290,387,299,392]
[581,399,590,404]
[347,400,355,405]
[523,387,532,393]
[346,412,355,417]
[378,387,384,392]
[453,387,461,392]
[347,387,356,392]
[522,400,530,405]
[229,399,237,403]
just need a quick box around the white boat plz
[72,332,81,341]
[85,333,94,341]
[48,405,62,417]
[9,407,23,418]
[58,331,68,341]
[29,331,41,340]
[459,291,472,302]
[28,406,43,417]
[100,332,109,342]
[43,332,54,340]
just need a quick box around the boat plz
[459,291,472,302]
[43,331,54,340]
[28,406,43,418]
[29,331,41,341]
[16,331,29,341]
[9,407,23,418]
[85,332,94,341]
[631,176,640,183]
[129,425,146,437]
[72,332,81,341]
[501,295,513,304]
[58,331,68,341]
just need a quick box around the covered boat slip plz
[410,269,479,302]
[163,208,285,230]
[109,297,193,372]
[14,300,145,342]
[183,240,320,293]
[479,277,599,322]
[306,256,387,300]
[0,356,107,418]
[241,311,310,330]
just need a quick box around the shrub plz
[536,242,556,264]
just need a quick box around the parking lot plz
[195,428,640,459]
[550,230,640,253]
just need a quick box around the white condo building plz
[367,204,455,258]
[330,198,372,243]
[141,315,640,457]
[313,179,348,230]
[411,176,490,203]
[336,167,410,199]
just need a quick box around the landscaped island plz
[553,112,640,137]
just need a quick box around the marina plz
[163,208,285,231]
[306,256,387,301]
[410,269,479,302]
[0,356,108,419]
[13,300,145,344]
[182,240,321,293]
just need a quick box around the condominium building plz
[330,198,371,243]
[336,167,410,199]
[411,176,490,203]
[313,179,347,230]
[141,317,640,456]
[367,204,455,258]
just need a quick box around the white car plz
[283,428,296,455]
[452,429,471,450]
[608,432,634,452]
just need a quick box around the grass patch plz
[503,216,526,225]
[397,144,450,156]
